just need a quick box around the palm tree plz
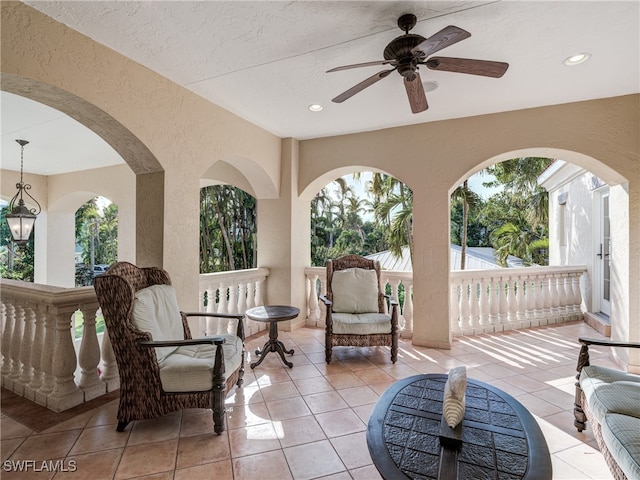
[451,180,481,269]
[486,157,551,231]
[369,174,414,265]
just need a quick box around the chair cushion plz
[332,312,391,335]
[601,413,640,480]
[580,365,640,424]
[158,334,243,392]
[132,284,184,362]
[331,268,379,314]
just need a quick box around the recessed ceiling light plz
[423,81,439,92]
[563,53,591,66]
[308,104,323,112]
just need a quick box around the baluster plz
[488,277,499,326]
[468,278,480,332]
[534,275,545,322]
[78,307,104,400]
[568,274,577,318]
[516,276,527,325]
[542,274,553,325]
[246,281,256,310]
[507,277,518,327]
[204,286,214,313]
[525,278,537,326]
[25,307,45,400]
[449,280,461,335]
[237,281,248,315]
[48,311,83,411]
[307,274,320,325]
[572,273,584,318]
[217,283,228,314]
[100,327,120,392]
[1,302,16,383]
[8,304,24,391]
[37,310,56,405]
[227,283,238,315]
[401,282,414,338]
[17,303,36,393]
[459,278,471,333]
[549,275,562,323]
[478,278,489,328]
[557,274,568,321]
[498,276,508,327]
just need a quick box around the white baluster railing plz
[0,279,111,412]
[449,266,586,336]
[198,268,270,337]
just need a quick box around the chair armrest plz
[319,295,332,307]
[182,312,244,320]
[181,312,246,341]
[384,294,399,307]
[139,337,226,348]
[579,337,640,349]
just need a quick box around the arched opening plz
[1,80,163,275]
[447,148,629,346]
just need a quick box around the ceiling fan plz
[327,14,509,114]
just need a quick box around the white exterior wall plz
[540,161,633,368]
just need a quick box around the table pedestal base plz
[250,321,294,369]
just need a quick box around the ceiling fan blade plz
[404,72,428,114]
[426,57,509,77]
[411,25,471,57]
[327,60,393,73]
[331,69,394,103]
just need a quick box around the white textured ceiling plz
[2,0,639,175]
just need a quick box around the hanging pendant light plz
[5,140,41,246]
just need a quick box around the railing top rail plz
[199,267,270,284]
[0,279,98,311]
[449,264,588,279]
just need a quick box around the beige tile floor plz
[1,321,619,479]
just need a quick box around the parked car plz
[92,264,110,277]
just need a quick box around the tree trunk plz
[461,180,469,270]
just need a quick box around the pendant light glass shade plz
[6,140,41,246]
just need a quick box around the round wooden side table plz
[246,305,300,369]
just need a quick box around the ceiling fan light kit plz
[328,13,509,114]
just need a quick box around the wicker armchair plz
[93,262,245,434]
[320,254,399,364]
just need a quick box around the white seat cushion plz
[158,334,243,392]
[331,268,379,313]
[332,312,391,335]
[131,284,184,362]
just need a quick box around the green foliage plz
[200,185,256,273]
[75,198,119,286]
[310,174,414,267]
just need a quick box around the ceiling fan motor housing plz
[383,34,426,80]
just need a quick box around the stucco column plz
[257,138,310,331]
[412,185,452,349]
[136,171,164,268]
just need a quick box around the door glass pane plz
[603,196,610,301]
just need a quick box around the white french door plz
[596,191,611,316]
